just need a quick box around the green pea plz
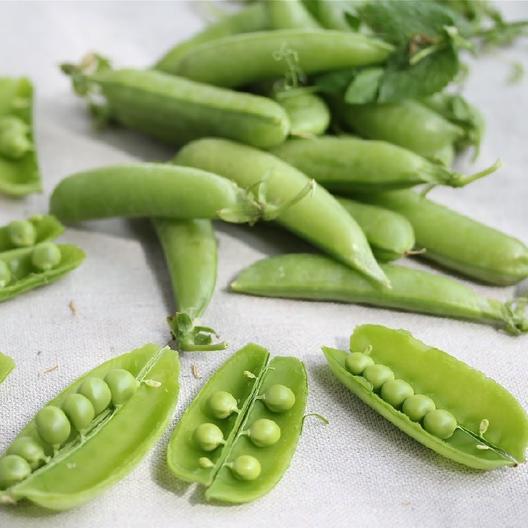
[35,406,71,447]
[261,384,296,413]
[402,394,436,422]
[0,260,11,288]
[0,455,32,489]
[248,418,281,447]
[198,457,215,469]
[7,220,37,247]
[229,455,261,481]
[363,364,394,390]
[345,352,374,375]
[380,379,414,408]
[208,391,239,419]
[62,393,96,432]
[193,423,225,452]
[0,116,31,160]
[78,377,112,415]
[423,409,458,440]
[31,242,62,272]
[104,369,140,406]
[7,437,47,470]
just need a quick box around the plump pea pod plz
[0,215,64,253]
[323,324,528,470]
[0,352,15,384]
[175,138,390,287]
[167,343,307,503]
[362,190,528,285]
[336,197,415,261]
[268,0,322,29]
[0,77,40,196]
[153,218,226,352]
[271,137,499,193]
[0,244,85,302]
[170,29,393,87]
[0,344,180,509]
[302,0,359,31]
[230,254,528,334]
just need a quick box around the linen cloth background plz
[0,2,527,527]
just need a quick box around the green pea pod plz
[361,190,528,285]
[271,137,499,192]
[153,218,226,352]
[175,138,390,287]
[171,29,394,87]
[230,254,528,334]
[0,344,180,509]
[303,0,360,31]
[0,77,40,196]
[268,0,322,29]
[323,324,528,470]
[0,352,15,384]
[0,244,85,303]
[336,197,415,261]
[0,215,64,253]
[167,343,307,503]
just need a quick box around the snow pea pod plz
[268,0,322,29]
[0,215,63,253]
[362,190,528,285]
[271,136,498,192]
[0,352,15,384]
[324,324,528,470]
[175,138,390,287]
[230,254,528,334]
[0,343,179,510]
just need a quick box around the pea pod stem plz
[447,159,501,187]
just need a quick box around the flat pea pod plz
[0,215,64,253]
[323,324,528,469]
[361,190,528,285]
[268,0,322,29]
[271,136,498,192]
[0,351,15,384]
[230,253,528,334]
[170,29,393,87]
[175,138,390,287]
[0,77,40,196]
[0,343,180,510]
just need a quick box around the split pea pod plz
[175,138,390,287]
[230,254,528,334]
[324,325,528,469]
[0,352,15,384]
[361,190,528,285]
[0,215,63,253]
[0,344,180,509]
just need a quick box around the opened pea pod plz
[0,343,180,510]
[0,215,64,253]
[324,325,528,470]
[0,352,15,384]
[167,343,307,503]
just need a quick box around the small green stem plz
[451,159,501,187]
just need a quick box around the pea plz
[0,116,31,160]
[35,406,71,447]
[423,409,458,440]
[7,220,37,247]
[0,260,11,288]
[198,457,215,469]
[78,377,112,415]
[402,394,436,422]
[261,384,296,413]
[248,419,281,447]
[193,423,225,452]
[229,455,261,481]
[363,364,394,390]
[0,455,32,489]
[104,369,140,406]
[62,393,96,432]
[380,379,414,408]
[7,437,47,470]
[208,391,239,419]
[345,352,374,375]
[31,242,62,272]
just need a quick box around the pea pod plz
[0,215,64,253]
[230,254,528,334]
[302,0,359,31]
[323,325,528,470]
[167,343,307,503]
[0,352,15,384]
[268,0,322,29]
[0,344,180,510]
[175,138,390,287]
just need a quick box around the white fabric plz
[1,2,528,527]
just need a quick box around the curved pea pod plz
[0,77,40,196]
[0,352,15,384]
[323,324,528,470]
[0,215,64,253]
[336,197,415,261]
[175,138,390,287]
[271,137,499,193]
[268,0,322,29]
[303,0,359,31]
[0,244,85,303]
[0,344,180,510]
[362,190,528,285]
[171,29,394,87]
[230,254,528,334]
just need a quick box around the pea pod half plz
[323,325,528,470]
[0,352,15,384]
[0,215,64,253]
[167,343,307,503]
[0,343,180,510]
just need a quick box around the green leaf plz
[314,69,358,95]
[344,67,383,104]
